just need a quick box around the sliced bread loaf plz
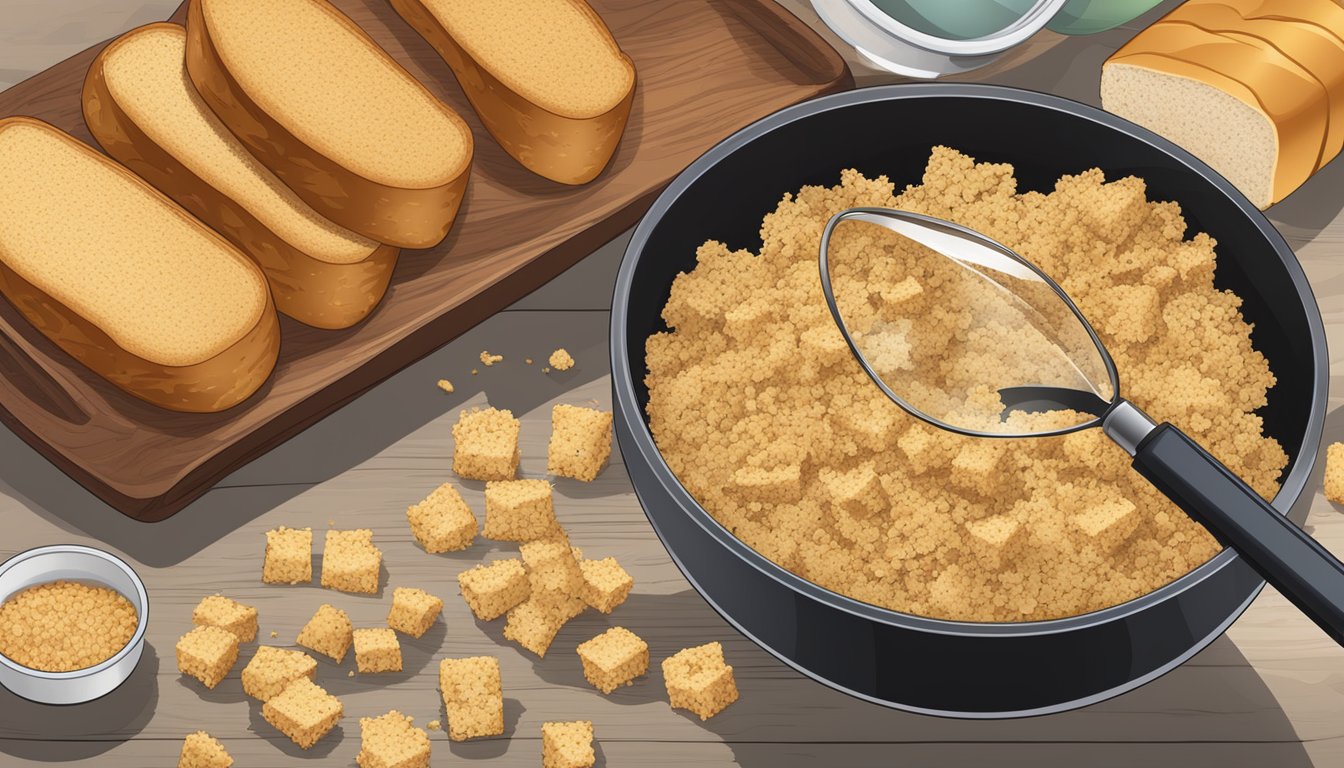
[1101,1,1344,208]
[185,0,473,248]
[0,118,279,412]
[84,23,398,330]
[390,0,635,185]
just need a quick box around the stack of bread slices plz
[0,0,635,413]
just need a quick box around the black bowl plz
[610,84,1328,718]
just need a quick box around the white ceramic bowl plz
[0,545,149,705]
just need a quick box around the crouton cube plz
[357,710,430,768]
[241,646,317,701]
[1070,498,1139,552]
[176,625,239,689]
[877,275,925,313]
[520,534,584,599]
[458,559,530,621]
[542,721,595,768]
[964,514,1025,570]
[547,405,614,482]
[503,595,584,658]
[549,348,575,371]
[387,587,443,638]
[178,731,232,768]
[353,628,402,673]
[577,627,648,694]
[297,604,353,663]
[192,594,258,643]
[453,408,520,480]
[950,441,1005,495]
[1326,443,1344,504]
[406,483,477,553]
[896,425,939,474]
[262,526,312,584]
[439,656,504,741]
[483,479,556,541]
[262,677,343,749]
[662,642,739,720]
[579,557,634,614]
[321,529,382,594]
[729,464,802,504]
[819,461,887,518]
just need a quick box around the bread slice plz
[84,23,398,330]
[1101,2,1342,208]
[185,0,473,248]
[390,0,635,185]
[0,118,279,412]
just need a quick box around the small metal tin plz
[0,544,149,705]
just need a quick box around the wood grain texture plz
[0,0,852,521]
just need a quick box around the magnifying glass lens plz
[822,211,1116,436]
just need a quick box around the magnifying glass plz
[819,207,1344,643]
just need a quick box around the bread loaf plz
[185,0,473,248]
[0,118,279,412]
[389,0,635,185]
[1102,0,1344,208]
[84,23,399,330]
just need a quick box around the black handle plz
[1133,424,1344,646]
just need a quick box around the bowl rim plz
[610,82,1328,639]
[0,544,150,680]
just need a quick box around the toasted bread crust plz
[185,0,471,248]
[83,24,399,330]
[0,117,280,413]
[389,0,634,185]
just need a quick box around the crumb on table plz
[437,379,455,394]
[480,350,504,366]
[549,348,575,371]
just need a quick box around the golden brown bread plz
[1102,0,1344,208]
[0,117,279,413]
[389,0,635,185]
[185,0,474,248]
[83,23,399,330]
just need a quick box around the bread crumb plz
[644,149,1285,622]
[543,367,551,374]
[480,351,503,366]
[437,379,455,393]
[471,369,478,375]
[270,631,278,638]
[427,719,441,731]
[526,358,534,365]
[549,348,575,371]
[0,580,139,673]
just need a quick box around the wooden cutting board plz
[0,0,851,521]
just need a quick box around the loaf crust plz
[184,0,472,248]
[1104,0,1344,206]
[389,0,635,185]
[0,118,280,413]
[83,24,399,330]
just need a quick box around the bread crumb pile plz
[0,580,138,671]
[645,147,1287,622]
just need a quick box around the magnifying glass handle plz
[1131,422,1344,646]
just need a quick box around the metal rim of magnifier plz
[817,206,1122,439]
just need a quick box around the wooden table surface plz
[4,2,1344,766]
